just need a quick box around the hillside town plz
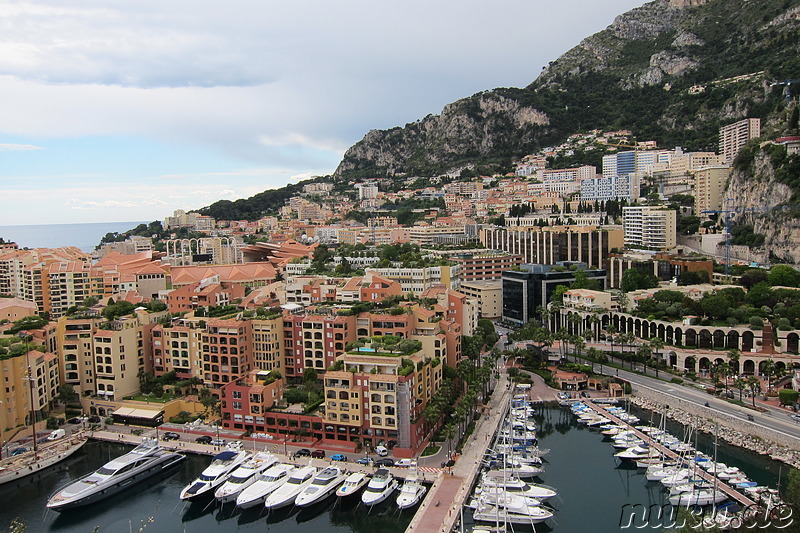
[1,117,800,464]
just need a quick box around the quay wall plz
[630,383,800,469]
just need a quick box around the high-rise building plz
[694,166,730,215]
[622,206,677,250]
[719,118,761,163]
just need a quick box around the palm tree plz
[762,359,777,393]
[717,362,732,391]
[588,312,601,342]
[573,336,586,365]
[734,376,747,403]
[649,338,665,378]
[636,344,652,374]
[442,423,456,461]
[587,347,603,374]
[727,348,741,376]
[747,376,762,408]
[606,325,618,359]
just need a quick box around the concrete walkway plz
[405,372,513,533]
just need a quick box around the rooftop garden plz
[345,336,423,356]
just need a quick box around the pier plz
[582,399,758,508]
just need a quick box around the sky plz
[0,0,645,226]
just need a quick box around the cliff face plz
[725,150,800,264]
[334,0,800,180]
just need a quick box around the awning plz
[112,407,164,420]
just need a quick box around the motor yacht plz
[295,466,346,507]
[263,464,316,509]
[236,463,295,509]
[396,471,426,509]
[179,446,249,501]
[214,451,277,503]
[336,471,369,498]
[47,438,184,511]
[615,444,660,462]
[361,468,398,506]
[478,476,557,501]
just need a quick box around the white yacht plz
[214,451,277,503]
[264,464,316,509]
[47,438,184,511]
[236,463,295,509]
[336,471,369,498]
[669,489,728,506]
[179,447,250,501]
[478,476,557,501]
[614,444,660,461]
[295,466,346,507]
[361,468,398,506]
[396,470,426,509]
[472,500,553,525]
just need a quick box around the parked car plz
[375,458,395,467]
[374,445,388,457]
[67,417,82,424]
[10,447,27,456]
[195,435,213,444]
[209,438,226,447]
[87,415,102,423]
[311,449,326,459]
[330,453,346,462]
[395,458,414,468]
[162,431,180,441]
[790,414,800,422]
[295,448,312,457]
[356,457,373,465]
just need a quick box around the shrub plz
[670,377,684,384]
[779,388,799,406]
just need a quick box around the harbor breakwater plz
[630,385,800,469]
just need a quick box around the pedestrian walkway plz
[405,372,513,533]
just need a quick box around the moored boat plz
[47,438,183,511]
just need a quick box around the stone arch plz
[649,322,657,338]
[699,330,712,349]
[787,333,799,355]
[685,329,697,347]
[776,361,787,371]
[698,357,711,372]
[742,359,755,375]
[657,324,666,342]
[674,327,683,346]
[666,325,674,345]
[727,331,740,351]
[626,316,634,334]
[713,330,726,349]
[742,331,755,352]
[684,356,696,372]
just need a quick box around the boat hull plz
[47,452,184,511]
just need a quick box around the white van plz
[374,445,388,457]
[47,429,66,441]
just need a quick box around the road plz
[613,365,800,445]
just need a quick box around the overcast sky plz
[0,0,644,226]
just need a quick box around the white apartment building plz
[580,174,640,201]
[622,206,677,250]
[365,265,460,294]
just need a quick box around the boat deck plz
[582,400,757,507]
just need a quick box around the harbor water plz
[463,402,784,532]
[0,441,413,533]
[0,403,786,532]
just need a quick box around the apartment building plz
[166,278,246,313]
[481,226,624,270]
[0,297,37,322]
[720,118,761,163]
[365,265,460,294]
[282,313,357,380]
[0,348,60,439]
[622,206,677,250]
[151,321,204,380]
[694,166,730,214]
[459,280,503,319]
[201,319,253,394]
[580,174,640,201]
[48,261,92,318]
[220,370,284,429]
[250,315,285,373]
[408,225,466,245]
[450,252,522,281]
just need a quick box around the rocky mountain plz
[334,0,800,179]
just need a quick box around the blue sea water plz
[0,221,149,252]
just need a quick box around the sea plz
[0,221,148,253]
